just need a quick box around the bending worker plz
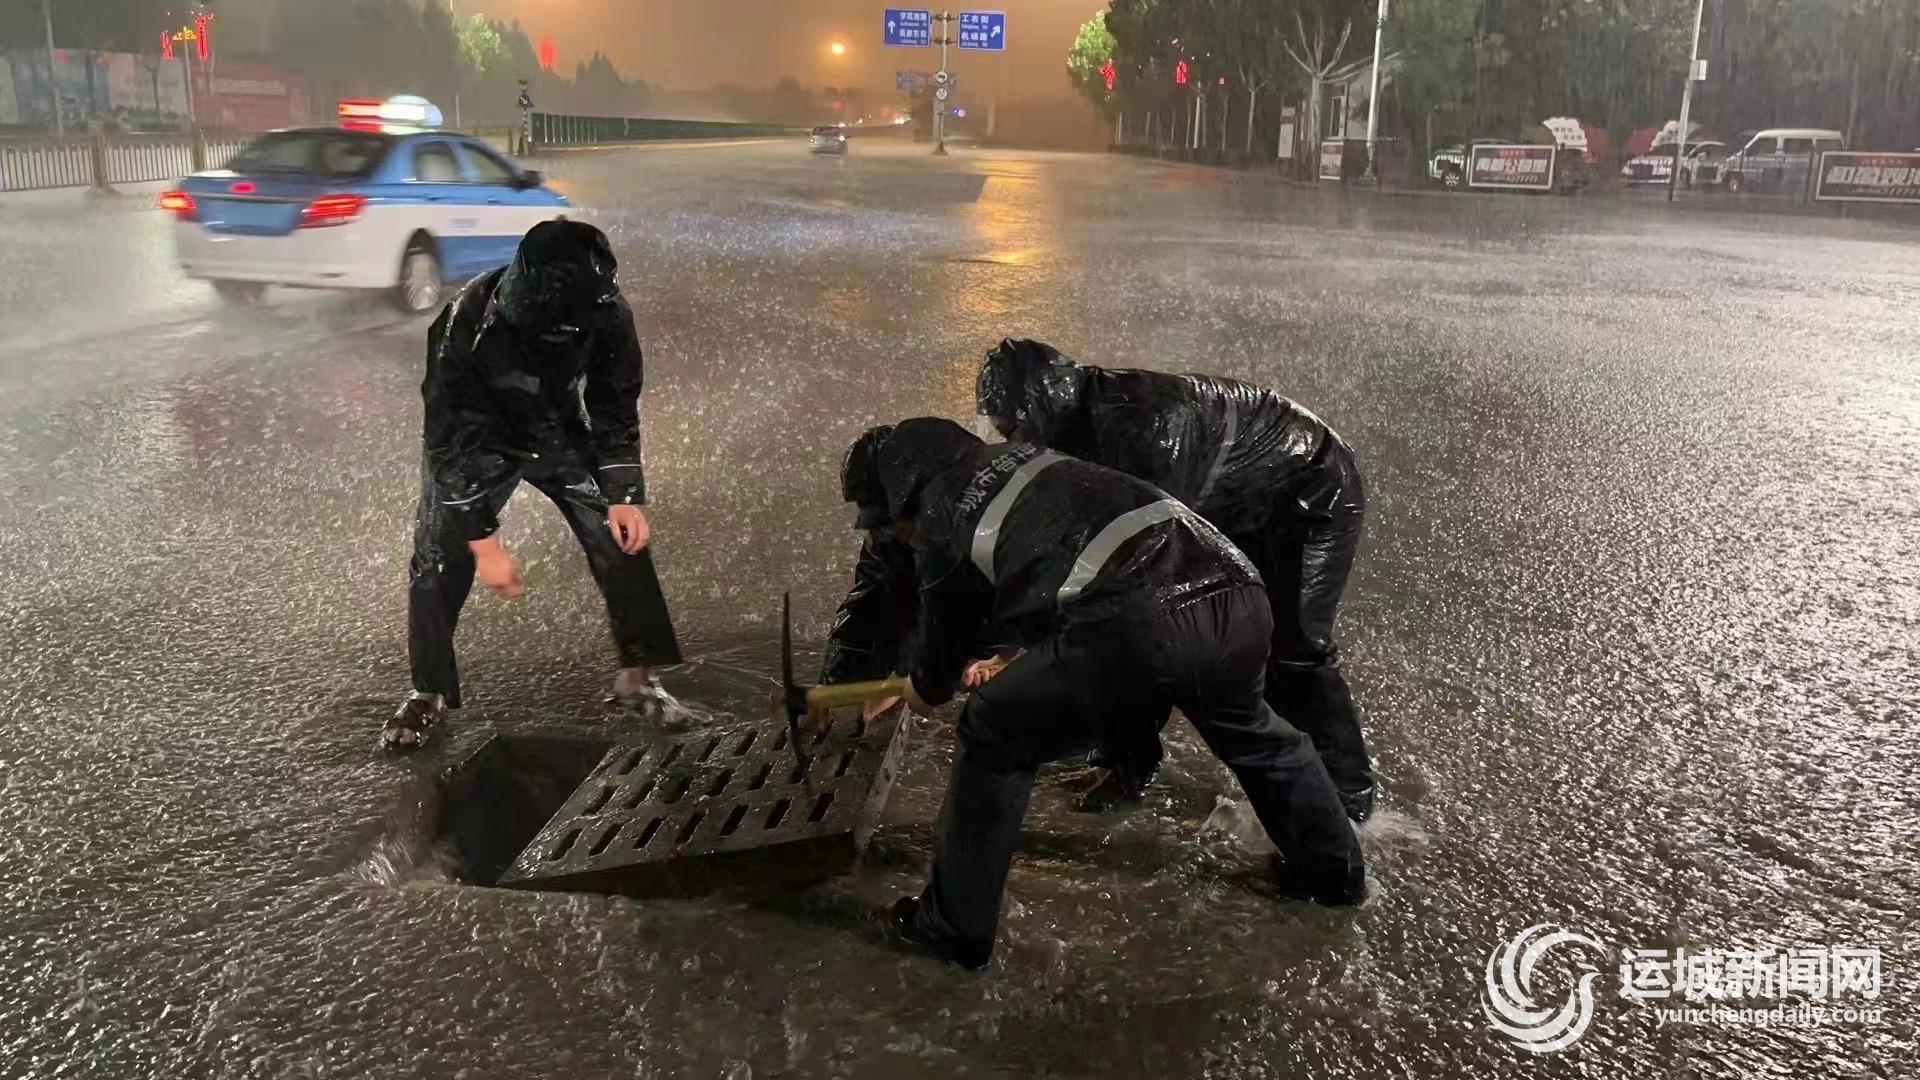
[866,418,1366,970]
[977,340,1376,822]
[387,220,680,749]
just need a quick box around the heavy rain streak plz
[0,0,1915,1077]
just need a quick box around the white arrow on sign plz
[991,25,1001,37]
[934,69,949,85]
[888,19,897,31]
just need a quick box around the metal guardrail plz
[1,132,252,193]
[0,139,93,192]
[530,113,797,149]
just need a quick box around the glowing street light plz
[830,41,847,57]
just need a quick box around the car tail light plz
[299,193,366,228]
[158,189,198,220]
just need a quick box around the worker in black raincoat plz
[868,418,1366,970]
[387,220,680,749]
[976,340,1376,821]
[816,425,918,689]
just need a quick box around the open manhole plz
[431,712,907,899]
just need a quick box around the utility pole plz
[1362,0,1387,181]
[42,0,63,137]
[1668,0,1707,203]
[932,11,952,156]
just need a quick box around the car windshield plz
[812,127,842,136]
[228,131,392,178]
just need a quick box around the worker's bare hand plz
[470,539,524,598]
[863,695,903,722]
[608,504,649,555]
[962,653,1014,689]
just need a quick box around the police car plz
[160,97,570,313]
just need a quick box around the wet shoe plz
[889,897,992,971]
[1270,854,1368,907]
[1339,782,1377,825]
[606,667,667,718]
[383,692,446,751]
[1074,765,1153,813]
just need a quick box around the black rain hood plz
[841,424,896,529]
[493,219,621,332]
[875,417,983,524]
[975,338,1090,447]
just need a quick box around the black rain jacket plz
[420,223,646,540]
[881,418,1258,707]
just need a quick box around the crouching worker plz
[387,220,681,750]
[977,339,1377,821]
[865,418,1366,970]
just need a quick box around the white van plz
[1720,128,1845,194]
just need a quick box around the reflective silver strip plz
[1195,397,1238,506]
[1057,499,1185,604]
[970,452,1067,580]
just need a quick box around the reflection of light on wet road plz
[0,138,1914,1078]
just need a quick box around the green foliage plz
[456,14,507,78]
[1067,11,1120,114]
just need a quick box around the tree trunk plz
[1306,76,1323,179]
[1246,86,1257,158]
[1221,90,1230,155]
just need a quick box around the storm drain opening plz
[428,729,614,887]
[484,711,910,900]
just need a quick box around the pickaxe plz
[777,592,907,767]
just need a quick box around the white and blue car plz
[162,97,570,313]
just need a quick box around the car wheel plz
[1724,172,1745,195]
[212,280,266,305]
[1441,169,1462,190]
[394,238,443,315]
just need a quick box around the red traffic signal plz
[160,30,173,60]
[193,13,210,62]
[1101,58,1116,91]
[1174,59,1188,86]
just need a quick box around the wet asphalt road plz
[1,138,1916,1079]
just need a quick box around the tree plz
[1067,11,1120,116]
[456,13,507,78]
[1279,0,1362,167]
[1389,0,1503,149]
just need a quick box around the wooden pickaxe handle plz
[803,676,909,711]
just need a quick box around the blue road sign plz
[957,11,1006,51]
[883,9,932,48]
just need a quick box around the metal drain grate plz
[496,710,908,898]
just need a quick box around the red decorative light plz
[194,14,211,62]
[230,181,255,194]
[538,36,557,71]
[1101,58,1115,91]
[1174,60,1188,86]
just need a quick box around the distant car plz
[1719,128,1845,195]
[160,98,570,314]
[809,125,849,154]
[1621,141,1726,187]
[1428,139,1504,189]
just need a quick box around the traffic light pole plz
[1667,0,1706,203]
[933,11,951,156]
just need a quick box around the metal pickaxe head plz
[777,593,910,770]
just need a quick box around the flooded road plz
[1,139,1915,1078]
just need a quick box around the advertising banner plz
[1469,144,1556,191]
[1814,151,1920,205]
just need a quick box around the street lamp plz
[830,41,847,57]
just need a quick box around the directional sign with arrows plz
[883,8,931,48]
[956,11,1006,51]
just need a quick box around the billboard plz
[1319,139,1343,181]
[1813,151,1920,205]
[1468,144,1556,191]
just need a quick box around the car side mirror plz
[516,170,543,189]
